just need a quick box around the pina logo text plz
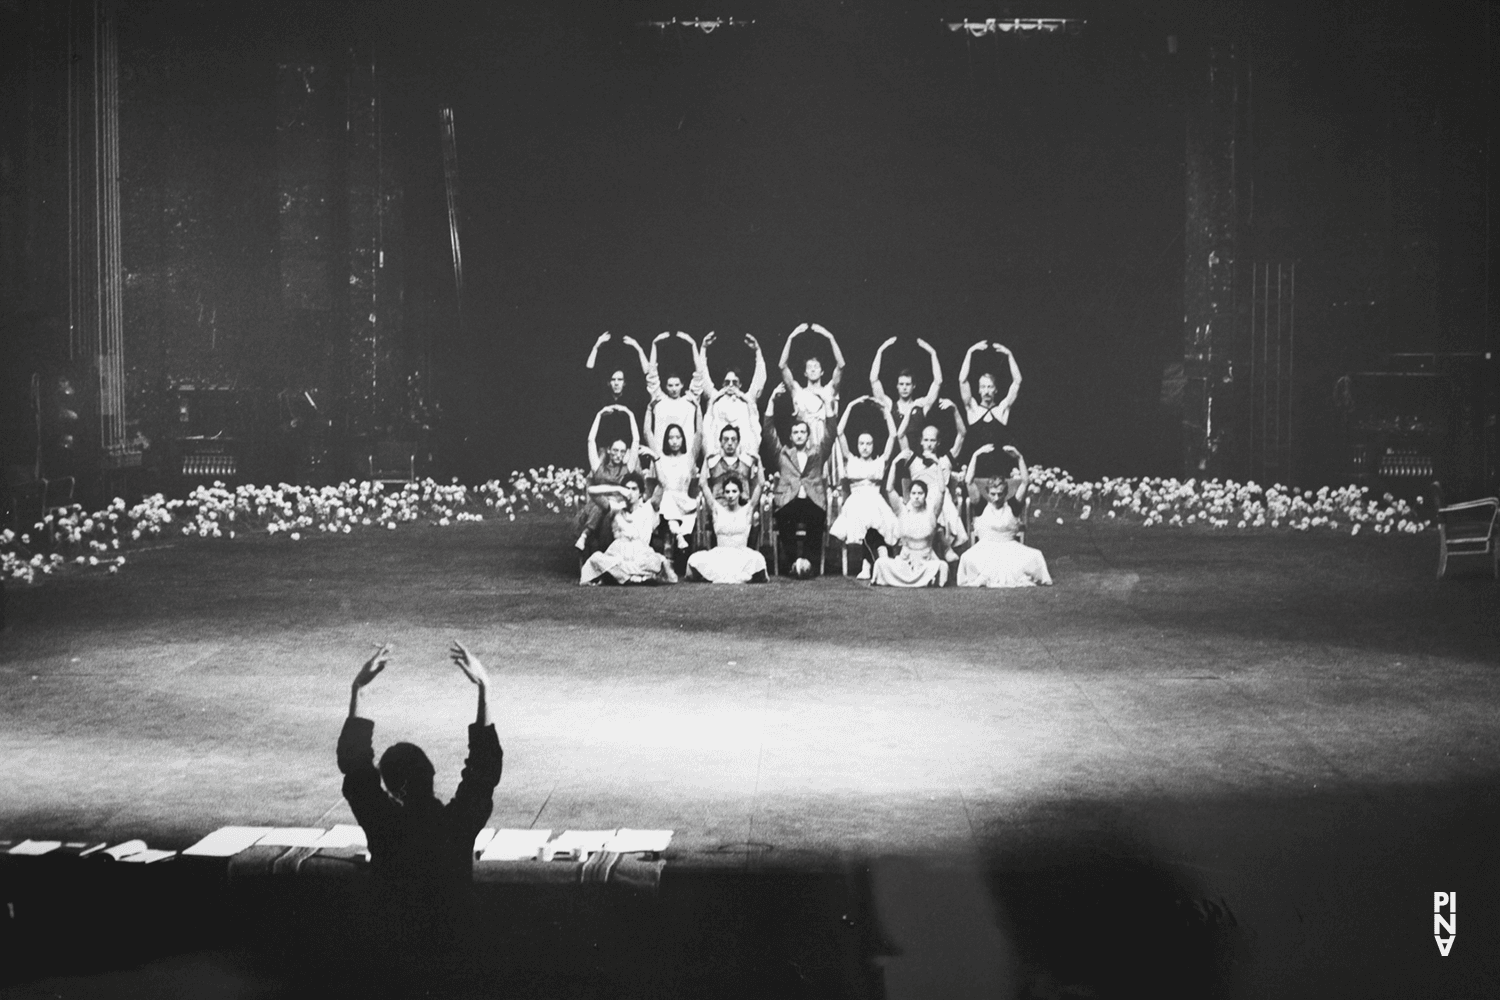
[1433,892,1456,956]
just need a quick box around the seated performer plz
[896,416,969,557]
[778,322,845,466]
[703,424,763,507]
[579,472,678,585]
[646,422,700,553]
[697,331,768,459]
[870,467,948,588]
[958,339,1023,498]
[870,336,944,455]
[338,640,501,992]
[686,468,768,583]
[827,395,901,580]
[764,383,837,576]
[958,444,1052,588]
[645,331,704,453]
[574,404,643,553]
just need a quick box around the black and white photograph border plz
[1,1,1497,997]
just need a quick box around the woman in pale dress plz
[579,473,678,585]
[827,395,901,579]
[778,322,845,473]
[869,464,949,588]
[958,444,1052,588]
[685,469,768,584]
[895,414,969,558]
[646,423,700,551]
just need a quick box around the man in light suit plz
[763,384,837,576]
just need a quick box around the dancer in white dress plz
[870,473,948,588]
[778,323,845,464]
[645,331,704,453]
[645,423,700,551]
[827,395,901,579]
[686,468,768,584]
[895,419,969,558]
[958,445,1052,587]
[579,473,678,585]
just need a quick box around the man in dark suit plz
[763,384,838,575]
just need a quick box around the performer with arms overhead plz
[958,339,1023,495]
[696,331,768,459]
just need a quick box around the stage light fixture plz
[638,16,754,33]
[944,18,1085,37]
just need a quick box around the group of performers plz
[575,324,1052,589]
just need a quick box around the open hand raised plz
[449,641,490,688]
[353,643,391,689]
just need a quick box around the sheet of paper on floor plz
[312,824,368,850]
[255,828,326,848]
[603,829,673,853]
[183,826,274,857]
[7,840,62,856]
[480,829,553,861]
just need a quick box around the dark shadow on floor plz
[9,777,1496,998]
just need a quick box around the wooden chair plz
[1433,481,1499,580]
[365,441,416,486]
[4,464,76,533]
[764,481,831,577]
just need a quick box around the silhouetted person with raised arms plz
[338,640,502,996]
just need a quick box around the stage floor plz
[3,514,1498,997]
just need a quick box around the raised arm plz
[585,408,606,470]
[584,331,611,369]
[885,455,904,509]
[762,383,784,454]
[622,334,649,375]
[338,644,398,828]
[697,459,715,503]
[878,398,899,464]
[694,331,717,400]
[449,641,491,727]
[958,340,987,409]
[646,332,671,400]
[745,464,764,511]
[812,323,846,391]
[964,443,996,484]
[587,482,629,513]
[894,407,915,459]
[835,395,863,463]
[447,641,503,834]
[869,336,897,406]
[347,642,390,720]
[1005,445,1028,497]
[995,344,1023,421]
[817,413,839,463]
[938,398,967,458]
[916,338,943,411]
[624,407,641,467]
[779,323,808,392]
[746,334,767,402]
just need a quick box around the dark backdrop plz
[3,0,1493,485]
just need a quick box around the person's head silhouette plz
[378,742,435,805]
